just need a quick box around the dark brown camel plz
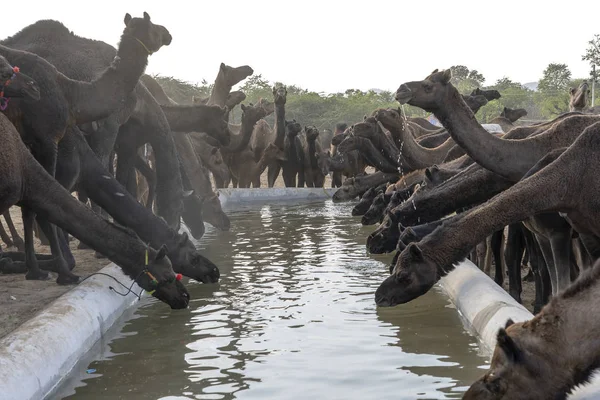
[464,260,600,399]
[1,13,169,284]
[332,171,399,202]
[470,87,501,102]
[375,121,600,307]
[0,109,189,309]
[4,18,186,232]
[569,81,589,112]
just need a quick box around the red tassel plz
[176,273,182,281]
[12,66,19,73]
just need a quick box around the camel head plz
[167,232,221,284]
[500,107,528,123]
[218,63,254,88]
[315,150,331,176]
[352,118,380,139]
[471,87,501,102]
[241,102,270,127]
[367,210,401,254]
[373,108,402,129]
[286,119,302,137]
[257,98,275,116]
[396,69,489,113]
[0,57,40,103]
[273,84,287,106]
[569,81,590,112]
[123,12,172,54]
[464,320,551,400]
[374,242,438,307]
[331,131,349,146]
[202,105,232,146]
[192,95,207,105]
[336,132,359,154]
[463,94,488,113]
[202,194,231,231]
[138,244,190,309]
[225,90,246,110]
[305,125,320,141]
[263,142,287,162]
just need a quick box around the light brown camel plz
[569,81,589,112]
[490,107,528,132]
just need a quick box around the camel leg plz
[3,212,24,251]
[535,234,559,296]
[303,169,314,188]
[482,237,492,275]
[267,162,281,188]
[135,154,156,210]
[549,229,573,292]
[36,218,79,284]
[22,208,48,281]
[491,229,504,285]
[504,223,525,303]
[0,219,14,248]
[523,230,549,313]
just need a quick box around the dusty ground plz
[0,206,107,339]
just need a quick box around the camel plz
[52,126,221,284]
[470,87,501,102]
[5,17,186,232]
[375,121,600,308]
[1,13,170,283]
[464,260,600,399]
[490,107,528,133]
[296,126,326,187]
[407,117,439,130]
[569,81,589,112]
[351,186,382,216]
[0,106,189,308]
[317,149,365,189]
[332,172,399,202]
[138,73,233,232]
[248,85,287,187]
[234,143,287,188]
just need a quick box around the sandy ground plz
[0,206,107,339]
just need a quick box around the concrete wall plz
[439,259,600,398]
[217,188,337,206]
[0,264,143,400]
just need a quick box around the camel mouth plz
[395,84,413,104]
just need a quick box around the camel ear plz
[425,168,433,182]
[505,318,515,329]
[497,328,522,363]
[143,11,150,21]
[407,243,423,261]
[210,147,218,155]
[241,104,247,111]
[155,244,169,260]
[182,189,194,198]
[220,62,226,73]
[570,87,576,95]
[327,150,331,156]
[124,13,132,25]
[431,69,439,75]
[441,69,452,84]
[503,107,508,112]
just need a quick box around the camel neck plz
[433,88,543,182]
[63,32,150,125]
[274,103,286,149]
[225,114,261,153]
[21,148,155,280]
[160,104,215,133]
[208,78,230,107]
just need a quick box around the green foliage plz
[450,65,485,93]
[154,73,426,131]
[538,63,572,93]
[582,34,600,78]
[151,75,211,104]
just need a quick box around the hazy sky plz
[2,0,598,93]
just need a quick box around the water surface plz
[57,201,487,400]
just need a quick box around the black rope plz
[78,269,146,301]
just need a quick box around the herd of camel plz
[3,10,600,398]
[327,68,600,397]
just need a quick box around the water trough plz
[0,188,598,399]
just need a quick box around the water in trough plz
[55,200,487,400]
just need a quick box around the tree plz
[537,63,572,94]
[491,77,524,91]
[582,34,600,78]
[449,65,485,93]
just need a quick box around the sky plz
[2,0,598,94]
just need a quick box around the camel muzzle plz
[395,85,412,104]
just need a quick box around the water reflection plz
[57,201,486,400]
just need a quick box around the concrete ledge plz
[438,259,600,398]
[0,263,143,400]
[217,188,336,206]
